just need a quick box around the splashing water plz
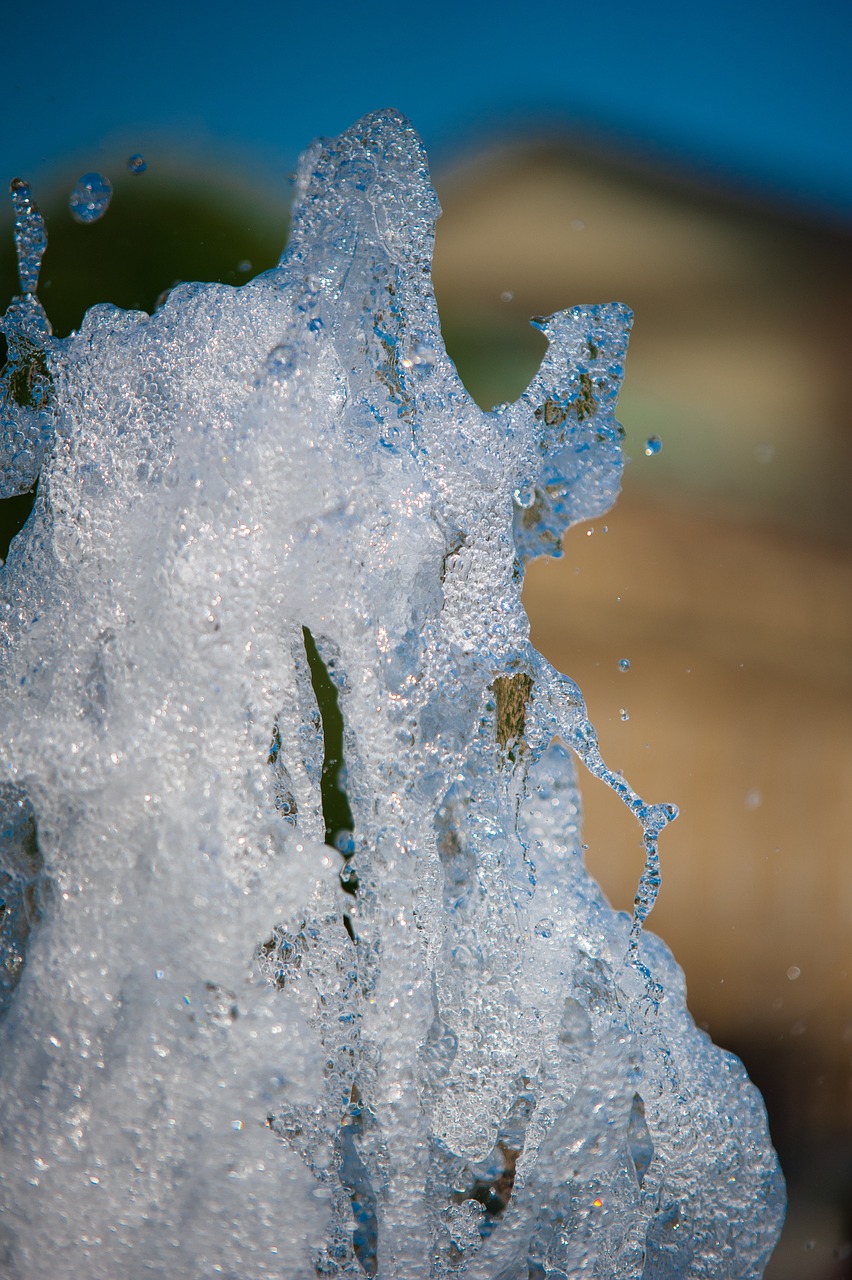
[0,112,784,1278]
[9,180,47,295]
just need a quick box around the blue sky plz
[5,0,852,220]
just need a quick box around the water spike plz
[10,178,47,296]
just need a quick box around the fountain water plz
[0,111,784,1278]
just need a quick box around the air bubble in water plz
[127,154,147,175]
[69,173,113,224]
[400,339,435,371]
[644,436,662,456]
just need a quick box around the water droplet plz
[127,153,147,175]
[644,436,662,456]
[69,173,113,224]
[753,443,775,465]
[571,218,586,230]
[620,708,629,721]
[618,659,630,671]
[534,918,554,939]
[786,965,801,981]
[9,179,47,295]
[745,788,762,809]
[500,290,513,302]
[237,259,252,273]
[513,484,536,510]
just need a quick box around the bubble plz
[400,339,435,371]
[500,290,513,302]
[620,708,629,721]
[513,485,536,510]
[534,918,554,939]
[786,965,801,981]
[618,659,630,671]
[644,436,662,456]
[69,172,113,224]
[127,154,147,175]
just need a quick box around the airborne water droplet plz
[127,154,147,175]
[644,436,662,456]
[69,173,113,224]
[620,708,629,721]
[619,659,630,671]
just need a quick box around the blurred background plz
[2,1,851,1274]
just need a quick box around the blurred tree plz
[0,170,287,338]
[0,168,288,558]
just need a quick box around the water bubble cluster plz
[9,179,47,296]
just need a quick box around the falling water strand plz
[10,179,47,296]
[546,679,677,971]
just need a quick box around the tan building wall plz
[432,142,852,1277]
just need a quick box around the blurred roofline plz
[429,110,852,241]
